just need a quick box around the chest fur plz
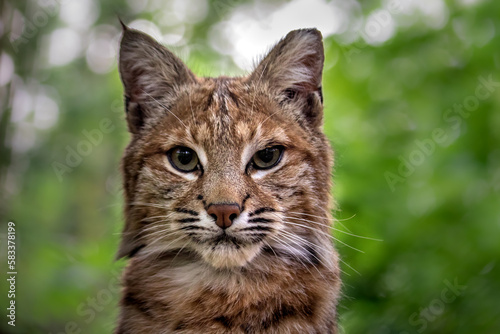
[119,258,338,334]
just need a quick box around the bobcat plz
[115,23,340,333]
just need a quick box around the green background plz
[1,0,499,333]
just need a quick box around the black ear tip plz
[289,28,322,39]
[118,17,128,31]
[302,28,322,34]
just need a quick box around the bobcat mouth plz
[199,232,262,268]
[212,232,241,249]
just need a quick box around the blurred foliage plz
[0,0,499,333]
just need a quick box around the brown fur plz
[116,25,340,333]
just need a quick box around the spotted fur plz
[116,24,340,333]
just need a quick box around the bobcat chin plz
[115,23,341,333]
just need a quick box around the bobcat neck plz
[116,248,339,333]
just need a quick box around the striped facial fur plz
[116,25,340,333]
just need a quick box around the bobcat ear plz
[118,24,196,133]
[248,29,325,126]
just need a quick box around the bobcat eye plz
[252,146,284,170]
[167,146,199,172]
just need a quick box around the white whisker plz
[269,235,316,278]
[141,213,175,222]
[171,240,191,264]
[140,89,188,129]
[281,220,365,254]
[288,210,356,232]
[274,232,329,279]
[188,92,195,120]
[278,230,356,277]
[145,233,185,254]
[129,202,168,209]
[145,229,177,239]
[251,63,268,115]
[283,215,382,241]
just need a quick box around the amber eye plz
[167,146,199,172]
[252,146,284,170]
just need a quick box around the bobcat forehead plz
[116,24,340,334]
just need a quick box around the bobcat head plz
[117,25,333,270]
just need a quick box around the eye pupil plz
[258,148,275,163]
[177,149,193,165]
[251,145,284,170]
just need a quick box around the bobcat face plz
[118,27,333,270]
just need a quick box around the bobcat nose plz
[207,204,241,229]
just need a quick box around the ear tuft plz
[118,18,128,31]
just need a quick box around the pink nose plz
[207,204,241,229]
